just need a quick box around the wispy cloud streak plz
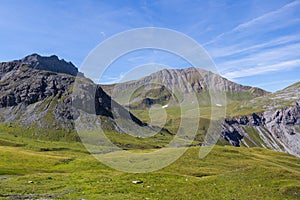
[205,0,300,46]
[223,59,300,79]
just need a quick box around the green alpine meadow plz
[1,1,300,199]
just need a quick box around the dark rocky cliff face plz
[2,53,84,77]
[0,54,156,140]
[220,101,300,157]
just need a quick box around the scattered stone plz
[147,185,151,188]
[28,180,34,184]
[132,180,143,184]
[0,176,10,181]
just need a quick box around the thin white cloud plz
[223,59,300,79]
[210,34,300,58]
[99,73,125,84]
[218,42,300,73]
[205,0,300,46]
[253,79,299,88]
[100,31,106,37]
[204,1,300,87]
[232,0,300,31]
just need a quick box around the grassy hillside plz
[227,82,300,117]
[1,130,300,199]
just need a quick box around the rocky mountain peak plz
[101,67,270,108]
[20,53,84,77]
[116,67,268,95]
[0,54,163,141]
[1,53,83,77]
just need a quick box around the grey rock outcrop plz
[1,53,83,77]
[0,54,160,140]
[220,101,300,157]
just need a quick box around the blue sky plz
[0,0,300,92]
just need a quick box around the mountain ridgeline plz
[0,54,163,142]
[220,83,300,157]
[101,68,269,108]
[100,67,300,157]
[0,54,299,158]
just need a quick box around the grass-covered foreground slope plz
[1,131,300,199]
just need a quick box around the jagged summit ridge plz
[104,67,269,95]
[1,53,83,77]
[101,67,269,107]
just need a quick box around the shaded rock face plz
[0,62,88,132]
[220,101,300,157]
[0,54,153,140]
[0,68,72,108]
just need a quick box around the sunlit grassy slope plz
[1,131,300,199]
[227,82,300,117]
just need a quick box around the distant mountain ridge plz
[102,67,300,157]
[229,81,300,117]
[101,67,269,108]
[1,54,299,158]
